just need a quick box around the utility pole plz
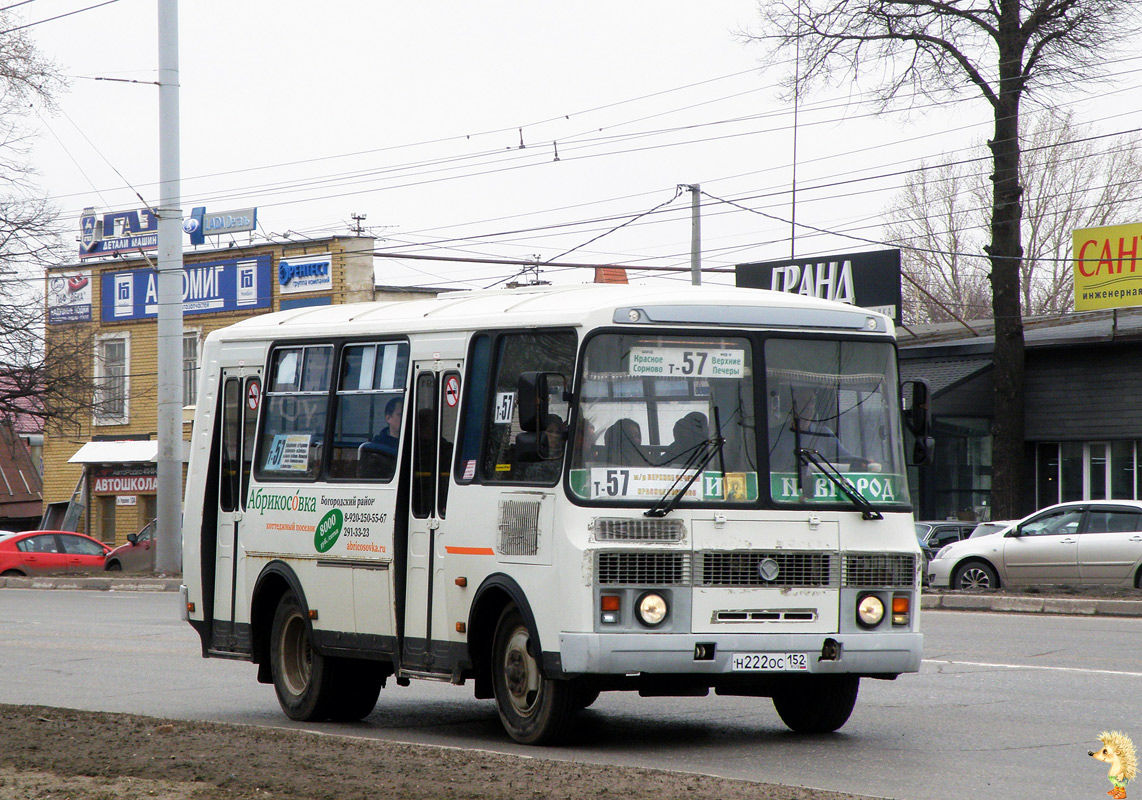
[155,0,183,574]
[688,184,701,285]
[350,212,367,236]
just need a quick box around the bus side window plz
[454,334,491,485]
[479,330,575,485]
[330,341,409,481]
[255,345,333,481]
[220,377,241,511]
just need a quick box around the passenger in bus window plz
[358,397,402,479]
[603,418,647,465]
[661,411,709,465]
[373,397,403,455]
[543,414,566,456]
[770,386,879,472]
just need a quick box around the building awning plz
[898,357,993,399]
[68,440,190,465]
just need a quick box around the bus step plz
[398,668,452,683]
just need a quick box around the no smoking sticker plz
[444,376,460,407]
[246,380,261,411]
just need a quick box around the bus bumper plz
[557,631,922,676]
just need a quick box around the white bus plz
[181,283,929,744]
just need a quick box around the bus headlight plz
[636,592,668,627]
[856,594,885,628]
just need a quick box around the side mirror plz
[126,533,138,544]
[515,371,568,462]
[901,378,932,438]
[518,372,565,431]
[910,435,935,467]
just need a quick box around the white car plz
[927,501,1142,590]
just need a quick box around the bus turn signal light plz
[892,595,910,626]
[600,594,620,624]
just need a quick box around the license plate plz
[731,652,809,671]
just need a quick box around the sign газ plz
[183,206,258,246]
[1073,222,1142,311]
[735,249,902,324]
[100,253,272,321]
[80,207,159,258]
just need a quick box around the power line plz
[0,0,121,34]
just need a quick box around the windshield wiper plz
[796,448,883,521]
[645,409,726,518]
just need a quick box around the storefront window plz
[1113,441,1135,499]
[927,417,991,521]
[1090,443,1107,499]
[1037,443,1059,508]
[1060,442,1084,502]
[1037,441,1140,505]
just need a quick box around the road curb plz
[0,576,183,592]
[922,592,1142,617]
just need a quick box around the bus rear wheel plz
[772,674,859,733]
[325,659,383,722]
[270,592,334,721]
[491,605,575,745]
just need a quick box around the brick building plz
[43,234,379,546]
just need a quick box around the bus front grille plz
[595,552,690,586]
[697,551,836,588]
[592,517,686,542]
[842,553,918,588]
[594,550,915,589]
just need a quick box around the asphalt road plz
[0,588,1136,800]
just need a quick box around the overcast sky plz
[21,1,1142,290]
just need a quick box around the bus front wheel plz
[772,674,859,733]
[491,605,575,745]
[270,592,334,721]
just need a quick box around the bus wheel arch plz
[251,562,307,683]
[468,576,542,701]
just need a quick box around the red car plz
[0,530,112,576]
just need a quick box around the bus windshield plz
[765,337,909,508]
[569,332,758,506]
[568,332,909,511]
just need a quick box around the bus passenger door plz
[211,368,261,653]
[402,360,461,672]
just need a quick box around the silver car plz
[927,501,1142,590]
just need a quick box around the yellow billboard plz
[1074,222,1142,311]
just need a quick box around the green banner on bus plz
[770,472,906,504]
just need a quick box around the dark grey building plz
[898,307,1142,522]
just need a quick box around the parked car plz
[915,521,976,582]
[0,530,112,576]
[968,520,1015,538]
[928,501,1142,590]
[104,519,156,572]
[916,521,975,555]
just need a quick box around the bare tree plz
[888,109,1142,324]
[887,158,992,325]
[0,10,90,434]
[745,0,1140,518]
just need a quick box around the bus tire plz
[270,592,333,721]
[573,684,601,709]
[491,605,575,745]
[772,674,859,734]
[325,659,383,722]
